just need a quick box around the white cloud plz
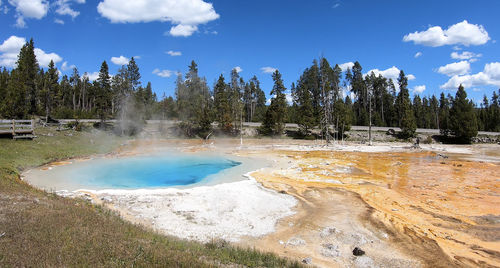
[35,48,62,67]
[0,36,62,68]
[339,62,354,72]
[413,85,426,94]
[440,62,500,89]
[450,51,482,61]
[110,55,129,65]
[61,61,75,71]
[7,0,49,27]
[233,66,242,73]
[166,50,181,56]
[437,61,470,77]
[84,72,99,82]
[0,35,25,67]
[97,0,219,37]
[267,91,293,105]
[414,52,422,58]
[365,66,415,81]
[54,18,65,24]
[168,24,198,37]
[403,20,490,47]
[153,68,178,78]
[55,0,84,19]
[261,66,277,74]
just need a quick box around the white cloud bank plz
[440,62,500,90]
[0,35,62,68]
[97,0,219,37]
[403,20,490,47]
[261,66,277,74]
[437,61,471,77]
[111,55,129,65]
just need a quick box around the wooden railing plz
[0,119,35,139]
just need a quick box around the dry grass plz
[0,128,302,267]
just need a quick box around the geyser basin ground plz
[22,149,298,243]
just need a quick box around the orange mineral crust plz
[247,149,500,267]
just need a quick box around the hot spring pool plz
[22,152,262,191]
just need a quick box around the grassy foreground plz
[0,128,302,267]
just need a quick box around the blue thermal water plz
[66,154,241,189]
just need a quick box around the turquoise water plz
[65,154,241,189]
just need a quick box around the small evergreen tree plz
[96,61,111,123]
[213,74,233,133]
[292,81,315,136]
[449,85,478,143]
[397,71,416,138]
[260,70,287,135]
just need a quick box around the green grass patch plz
[0,127,302,267]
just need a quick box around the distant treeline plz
[0,39,499,142]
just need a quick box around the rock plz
[286,237,306,247]
[353,247,365,256]
[320,226,337,238]
[302,257,312,264]
[321,243,340,257]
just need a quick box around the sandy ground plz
[23,139,500,267]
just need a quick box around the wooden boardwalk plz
[0,119,36,139]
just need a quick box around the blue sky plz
[0,0,499,103]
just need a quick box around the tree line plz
[0,39,158,124]
[0,39,499,142]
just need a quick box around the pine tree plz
[292,82,314,135]
[438,93,451,135]
[260,70,287,135]
[127,57,141,92]
[397,70,416,138]
[213,74,233,132]
[44,60,59,121]
[449,85,478,143]
[96,61,111,122]
[3,69,27,118]
[16,38,39,116]
[490,90,500,131]
[0,68,9,117]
